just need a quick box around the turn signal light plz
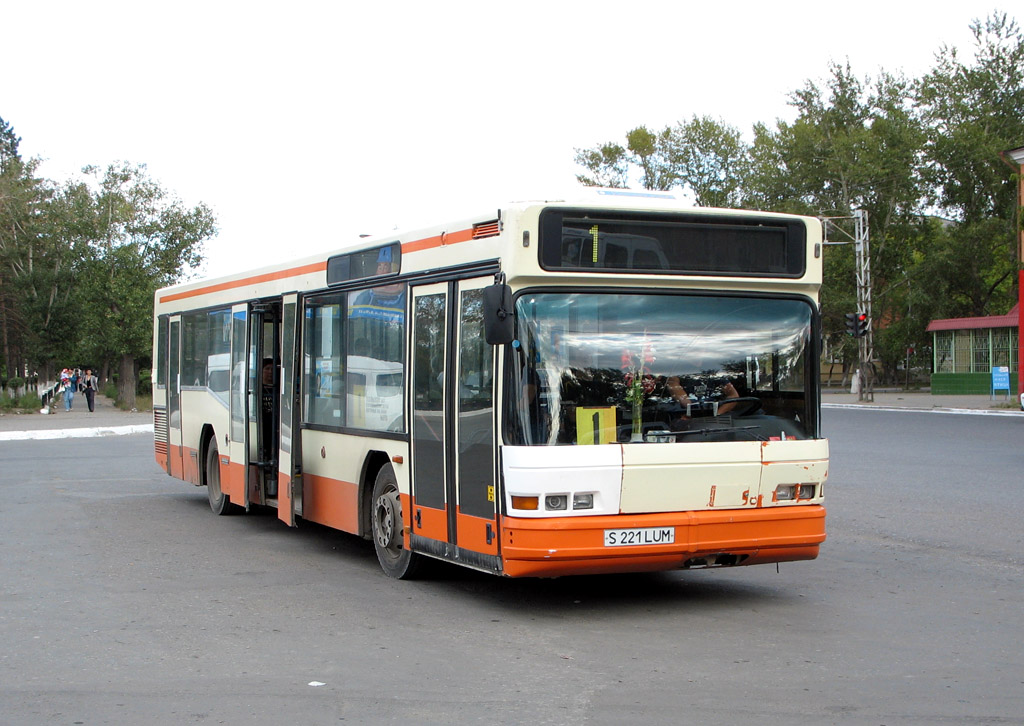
[511,495,539,510]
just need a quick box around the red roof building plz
[926,304,1018,394]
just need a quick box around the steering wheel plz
[715,396,762,417]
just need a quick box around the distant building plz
[926,304,1018,394]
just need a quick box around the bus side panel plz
[179,391,204,485]
[168,444,185,480]
[222,460,247,503]
[454,510,498,556]
[180,390,230,486]
[303,473,360,534]
[410,502,448,543]
[300,430,408,536]
[181,446,202,485]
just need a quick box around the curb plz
[0,424,154,441]
[823,403,1024,416]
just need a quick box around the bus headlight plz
[572,493,594,510]
[775,483,817,501]
[545,495,568,511]
[775,484,795,501]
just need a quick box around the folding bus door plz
[277,293,302,526]
[167,315,184,479]
[410,277,499,572]
[226,304,249,506]
[451,278,499,567]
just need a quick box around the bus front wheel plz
[205,441,237,515]
[371,465,421,579]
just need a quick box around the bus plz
[152,190,828,579]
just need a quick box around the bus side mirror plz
[482,283,514,345]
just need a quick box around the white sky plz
[5,0,998,278]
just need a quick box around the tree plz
[625,126,676,191]
[665,116,750,208]
[0,116,72,382]
[574,126,677,190]
[916,10,1024,316]
[573,142,629,188]
[745,63,928,381]
[77,162,216,408]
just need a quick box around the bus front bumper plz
[500,505,825,578]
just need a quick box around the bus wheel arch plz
[359,451,391,539]
[204,432,237,516]
[370,463,422,579]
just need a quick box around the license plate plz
[604,527,675,547]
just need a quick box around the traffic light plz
[856,312,869,338]
[845,312,869,338]
[845,313,859,336]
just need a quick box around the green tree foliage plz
[573,142,629,188]
[575,117,752,206]
[666,116,749,208]
[916,11,1024,317]
[77,162,215,408]
[572,10,1024,384]
[0,116,72,381]
[0,120,216,404]
[750,64,928,379]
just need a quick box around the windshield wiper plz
[676,425,767,441]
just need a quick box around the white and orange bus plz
[153,191,828,579]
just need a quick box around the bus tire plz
[205,441,237,516]
[371,464,421,579]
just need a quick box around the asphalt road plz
[0,409,1021,725]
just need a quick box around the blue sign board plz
[991,366,1010,396]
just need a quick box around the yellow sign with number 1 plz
[577,406,616,445]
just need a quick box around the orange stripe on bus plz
[159,261,328,303]
[402,227,475,254]
[159,226,477,304]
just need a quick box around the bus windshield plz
[508,292,815,445]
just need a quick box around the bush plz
[0,391,40,412]
[138,369,152,394]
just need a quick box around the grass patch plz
[0,391,43,413]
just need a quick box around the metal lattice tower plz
[853,209,873,402]
[822,210,874,401]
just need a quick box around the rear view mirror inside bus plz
[483,282,514,345]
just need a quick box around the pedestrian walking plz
[61,368,75,411]
[81,369,98,413]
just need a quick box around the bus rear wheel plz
[205,441,237,515]
[371,464,421,579]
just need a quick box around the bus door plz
[277,293,302,526]
[227,304,249,507]
[248,301,281,505]
[167,315,183,479]
[410,277,499,571]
